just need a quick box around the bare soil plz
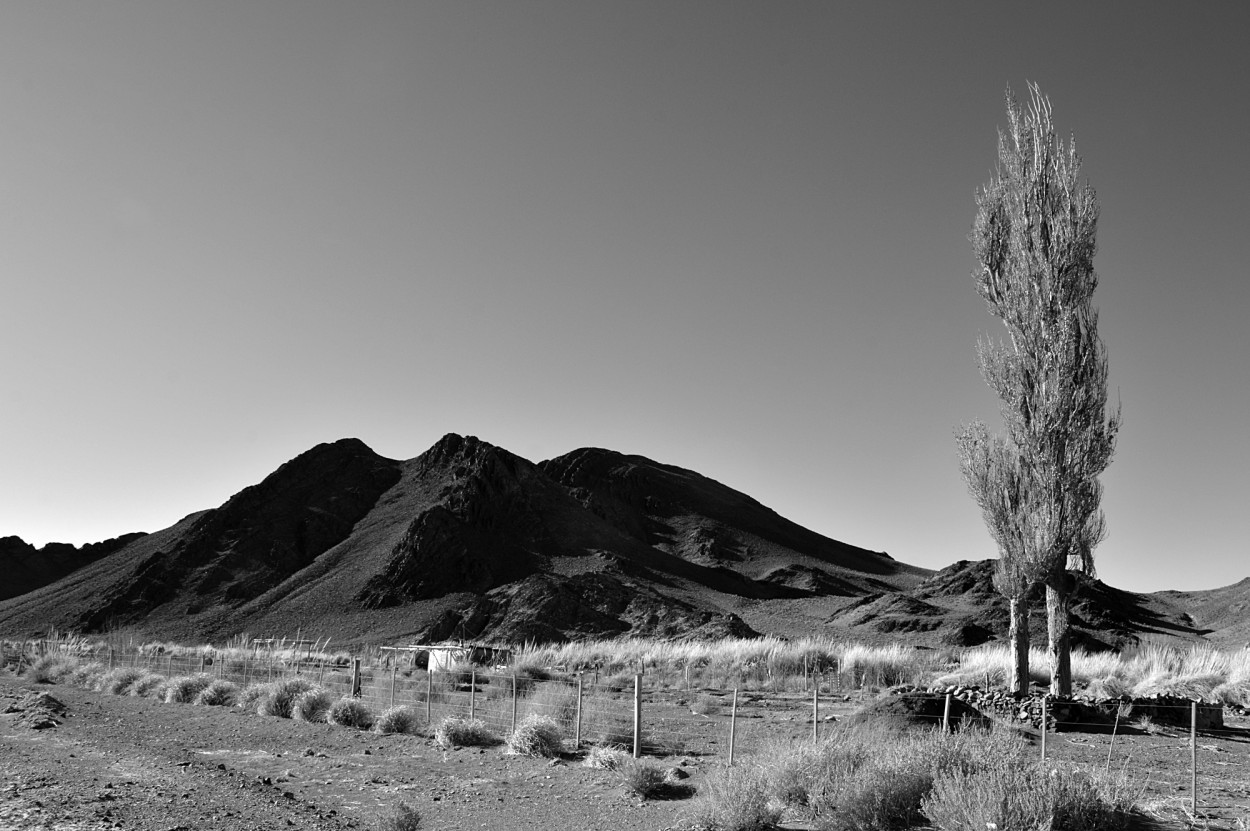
[0,674,690,831]
[4,672,1249,831]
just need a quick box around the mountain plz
[2,434,1243,649]
[0,434,923,645]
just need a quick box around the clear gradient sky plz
[2,2,1247,594]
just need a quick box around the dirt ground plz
[0,674,693,831]
[4,671,1249,831]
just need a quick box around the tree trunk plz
[1046,582,1072,696]
[1008,594,1030,697]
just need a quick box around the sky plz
[2,1,1247,595]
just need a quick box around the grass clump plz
[618,759,692,800]
[375,705,423,735]
[684,763,779,831]
[583,745,630,770]
[67,661,106,688]
[129,672,167,698]
[258,677,318,718]
[194,679,239,706]
[163,674,214,704]
[434,716,501,749]
[238,682,270,711]
[507,714,563,757]
[100,667,146,695]
[328,697,375,730]
[377,801,422,831]
[25,655,78,684]
[292,688,335,723]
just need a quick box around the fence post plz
[390,667,397,709]
[812,682,820,742]
[836,658,841,694]
[632,674,642,759]
[511,674,518,735]
[199,654,205,674]
[1191,700,1198,817]
[426,671,433,723]
[318,661,324,686]
[351,658,361,698]
[803,655,809,692]
[1040,697,1048,762]
[729,688,738,766]
[469,670,476,721]
[942,693,952,733]
[574,676,583,749]
[167,655,173,676]
[108,648,114,671]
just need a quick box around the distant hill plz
[2,434,1243,649]
[0,434,923,645]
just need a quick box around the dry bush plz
[583,746,630,770]
[922,756,1133,831]
[683,763,780,831]
[434,717,500,749]
[67,661,106,689]
[328,697,375,730]
[258,677,318,718]
[507,714,563,758]
[100,667,146,695]
[377,801,423,831]
[26,655,78,684]
[194,679,239,706]
[619,759,668,799]
[238,682,270,711]
[164,674,214,704]
[130,672,167,698]
[375,705,423,735]
[292,688,334,723]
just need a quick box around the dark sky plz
[2,1,1247,593]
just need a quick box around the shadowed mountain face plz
[0,434,922,644]
[1,434,1241,648]
[0,534,146,601]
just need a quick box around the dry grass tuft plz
[100,667,145,695]
[163,674,215,704]
[194,679,239,706]
[507,714,563,757]
[434,717,501,749]
[327,697,375,730]
[375,705,423,736]
[292,688,334,723]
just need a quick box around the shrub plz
[377,801,423,831]
[67,661,106,688]
[831,760,932,831]
[619,759,669,799]
[583,745,630,770]
[238,683,270,711]
[130,672,167,698]
[328,697,375,730]
[591,715,636,749]
[100,667,146,695]
[507,714,563,757]
[521,683,579,727]
[684,763,779,831]
[375,705,423,736]
[922,757,1133,831]
[26,655,78,684]
[164,674,214,704]
[194,679,239,706]
[258,677,318,718]
[434,717,501,749]
[690,693,723,716]
[293,688,335,723]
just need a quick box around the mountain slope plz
[0,434,925,644]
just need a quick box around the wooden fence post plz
[511,674,518,735]
[632,674,642,759]
[469,670,476,721]
[812,681,820,742]
[1191,700,1198,817]
[942,693,952,732]
[574,676,583,749]
[351,658,361,698]
[426,671,433,723]
[1040,697,1048,761]
[729,688,738,767]
[390,667,397,709]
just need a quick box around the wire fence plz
[4,640,1248,817]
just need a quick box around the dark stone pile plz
[921,684,1225,731]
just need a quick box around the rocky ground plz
[0,674,692,831]
[4,671,1249,831]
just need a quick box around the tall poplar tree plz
[960,84,1120,696]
